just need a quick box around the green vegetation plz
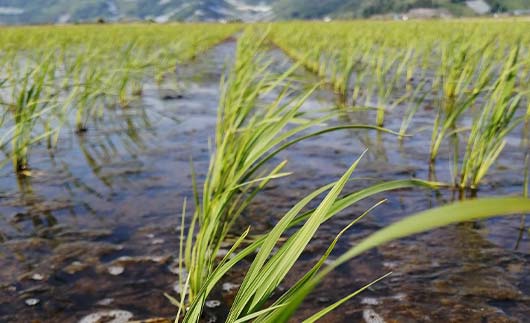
[1,18,528,323]
[270,20,530,188]
[174,21,530,321]
[0,23,239,173]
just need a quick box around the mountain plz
[0,0,529,24]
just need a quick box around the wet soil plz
[0,41,528,322]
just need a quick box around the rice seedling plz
[1,58,56,174]
[180,26,416,309]
[258,196,530,322]
[179,153,440,322]
[398,78,429,140]
[429,38,497,164]
[74,67,105,133]
[179,152,530,322]
[457,45,524,189]
[370,45,412,126]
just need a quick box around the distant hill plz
[0,0,529,24]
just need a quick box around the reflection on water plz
[0,41,528,322]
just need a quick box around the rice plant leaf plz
[234,304,287,323]
[267,197,530,322]
[302,272,392,323]
[255,200,387,323]
[227,152,366,321]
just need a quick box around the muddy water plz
[0,41,529,323]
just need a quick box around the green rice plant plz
[182,26,406,306]
[74,67,105,133]
[259,196,530,322]
[458,45,524,189]
[351,51,371,106]
[429,39,496,164]
[398,78,429,140]
[371,46,408,127]
[184,27,330,301]
[3,60,56,174]
[222,158,425,322]
[183,28,303,301]
[179,154,439,321]
[180,155,528,322]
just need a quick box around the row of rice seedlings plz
[177,26,426,319]
[269,21,529,189]
[182,27,311,302]
[2,23,240,109]
[0,23,240,174]
[179,32,530,313]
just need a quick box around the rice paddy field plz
[0,20,529,322]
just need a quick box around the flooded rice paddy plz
[0,40,528,322]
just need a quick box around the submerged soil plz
[0,41,528,322]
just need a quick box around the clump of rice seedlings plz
[181,26,406,306]
[429,39,496,164]
[2,59,56,174]
[183,28,305,301]
[182,27,337,301]
[180,157,529,322]
[259,196,530,322]
[74,68,105,133]
[369,46,408,126]
[180,154,440,322]
[457,45,523,189]
[398,78,429,140]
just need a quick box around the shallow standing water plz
[0,40,529,322]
